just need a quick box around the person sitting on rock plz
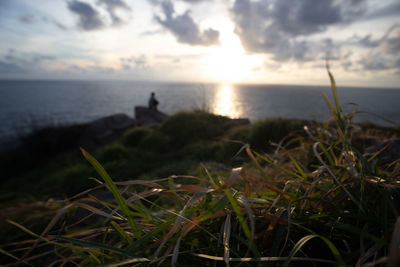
[148,92,159,110]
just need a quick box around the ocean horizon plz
[1,80,399,144]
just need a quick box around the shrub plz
[137,130,170,153]
[47,163,95,196]
[148,159,198,178]
[179,140,225,161]
[96,143,130,163]
[123,127,155,147]
[248,118,305,151]
[160,111,231,147]
[219,125,251,160]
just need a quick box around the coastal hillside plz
[1,80,400,265]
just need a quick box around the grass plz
[1,70,400,266]
[0,110,299,197]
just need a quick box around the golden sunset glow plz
[202,32,263,83]
[212,84,242,118]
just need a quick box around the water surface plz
[0,80,399,143]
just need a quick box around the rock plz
[79,114,135,149]
[366,138,400,164]
[135,106,168,126]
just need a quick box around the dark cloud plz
[355,24,400,53]
[67,0,105,31]
[230,0,367,61]
[154,0,219,46]
[382,25,400,54]
[120,55,148,70]
[97,0,131,26]
[357,34,380,48]
[66,0,132,30]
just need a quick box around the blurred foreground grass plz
[1,70,400,266]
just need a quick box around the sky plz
[0,0,399,87]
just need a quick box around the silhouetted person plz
[148,92,159,110]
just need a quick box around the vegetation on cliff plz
[1,71,400,266]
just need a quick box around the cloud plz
[154,53,206,64]
[97,0,131,26]
[0,49,57,75]
[67,0,105,31]
[0,61,24,74]
[355,24,400,52]
[140,29,163,36]
[364,2,400,20]
[382,25,400,54]
[358,25,400,71]
[19,14,36,23]
[359,52,397,70]
[0,0,12,9]
[3,49,56,67]
[41,16,68,30]
[154,0,219,46]
[230,0,367,61]
[180,0,212,3]
[19,13,68,30]
[120,55,148,70]
[68,64,115,74]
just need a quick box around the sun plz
[202,31,262,83]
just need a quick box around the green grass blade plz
[322,91,335,113]
[110,221,134,246]
[104,257,151,267]
[81,148,142,238]
[313,143,365,214]
[288,154,308,180]
[254,151,304,180]
[0,248,32,266]
[56,236,143,258]
[327,66,340,112]
[283,234,345,267]
[317,235,346,266]
[7,220,68,247]
[192,253,338,264]
[224,189,260,257]
[326,221,384,244]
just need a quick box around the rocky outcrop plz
[135,106,168,126]
[79,114,135,149]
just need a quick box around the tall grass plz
[2,70,400,266]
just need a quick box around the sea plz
[1,80,399,147]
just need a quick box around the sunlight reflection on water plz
[212,85,243,118]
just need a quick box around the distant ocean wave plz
[0,80,399,144]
